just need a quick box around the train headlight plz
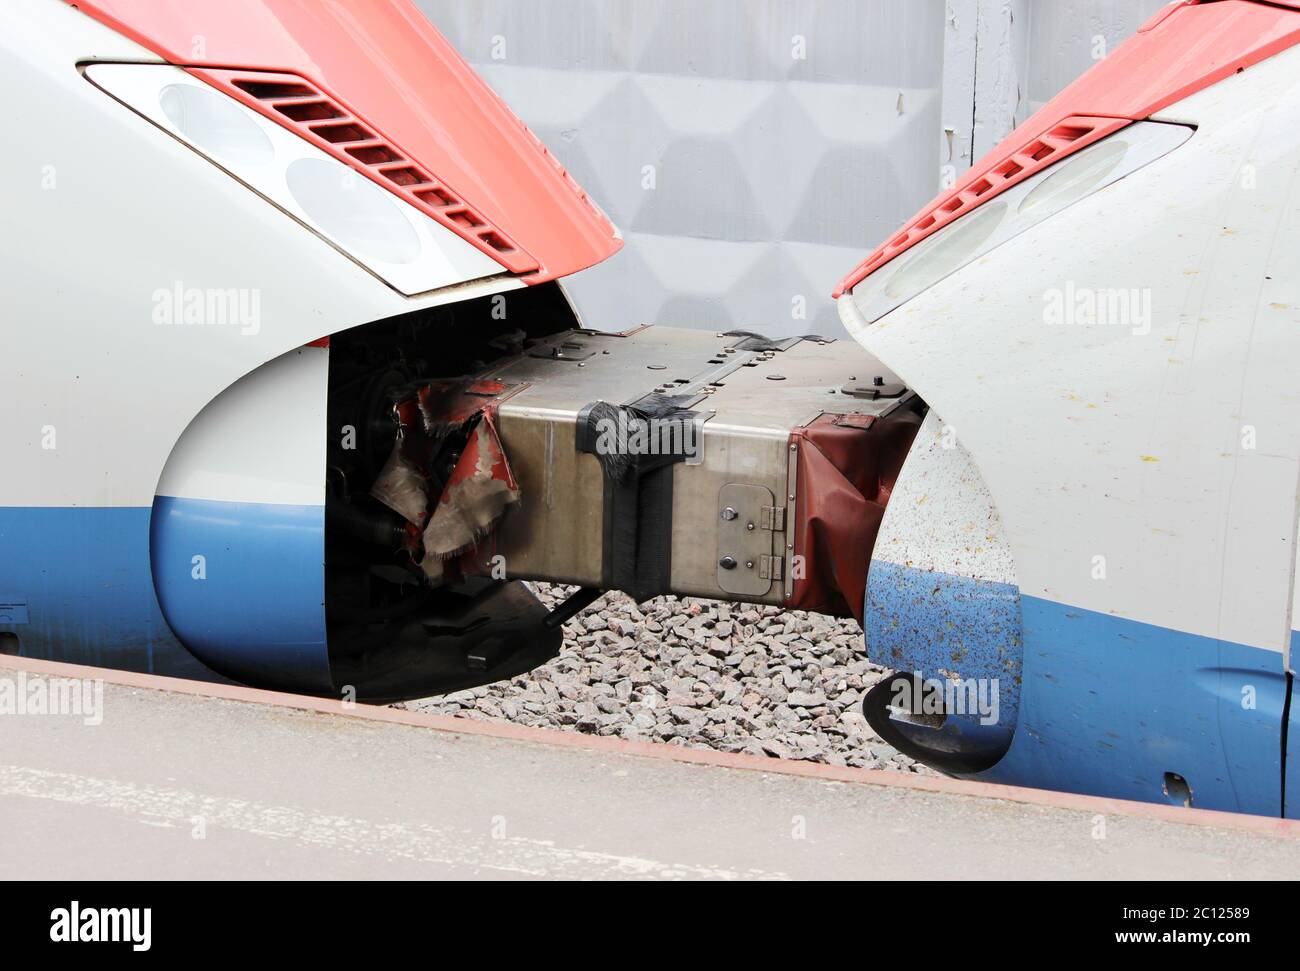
[883,200,1008,302]
[86,63,505,296]
[848,121,1194,327]
[286,158,421,266]
[159,82,274,166]
[1017,136,1131,215]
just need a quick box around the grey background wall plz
[417,0,1167,338]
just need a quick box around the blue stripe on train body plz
[981,595,1285,818]
[1288,631,1300,816]
[1,505,1289,816]
[150,496,330,693]
[868,561,1287,817]
[867,560,1022,760]
[0,501,330,693]
[0,506,196,675]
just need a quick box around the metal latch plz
[717,483,778,598]
[760,506,785,532]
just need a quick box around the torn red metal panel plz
[418,379,510,435]
[371,397,436,530]
[370,448,429,532]
[370,380,520,584]
[423,413,520,563]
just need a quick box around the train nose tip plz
[149,348,332,694]
[150,494,330,692]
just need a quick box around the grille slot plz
[195,68,538,275]
[836,115,1128,294]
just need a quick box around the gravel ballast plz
[399,584,934,775]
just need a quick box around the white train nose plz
[151,346,331,693]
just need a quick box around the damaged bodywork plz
[371,379,521,584]
[322,297,923,700]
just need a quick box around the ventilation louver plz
[835,115,1129,295]
[191,68,539,276]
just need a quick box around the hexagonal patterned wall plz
[417,0,947,339]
